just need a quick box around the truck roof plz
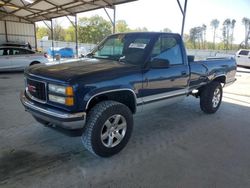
[111,32,181,37]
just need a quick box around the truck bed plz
[189,57,237,90]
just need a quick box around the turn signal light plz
[65,97,74,106]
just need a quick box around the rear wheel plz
[82,100,133,157]
[200,81,223,114]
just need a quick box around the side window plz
[151,35,183,65]
[12,49,21,55]
[239,50,249,56]
[19,49,32,55]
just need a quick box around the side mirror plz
[151,58,170,69]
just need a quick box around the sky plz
[43,0,250,44]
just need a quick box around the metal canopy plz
[0,0,136,23]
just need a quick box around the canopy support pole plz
[104,6,116,33]
[177,0,188,38]
[67,15,78,58]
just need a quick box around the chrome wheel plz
[101,114,127,148]
[212,87,221,108]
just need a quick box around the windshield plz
[89,33,154,65]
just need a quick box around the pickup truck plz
[20,32,236,157]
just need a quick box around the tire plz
[82,100,133,157]
[200,81,223,114]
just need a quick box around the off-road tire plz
[82,100,133,157]
[200,81,223,114]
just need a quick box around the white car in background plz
[0,46,49,71]
[235,49,250,68]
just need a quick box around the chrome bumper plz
[20,91,86,129]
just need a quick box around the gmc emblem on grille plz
[27,84,37,93]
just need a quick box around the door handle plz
[237,56,240,58]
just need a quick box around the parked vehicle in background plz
[0,46,49,72]
[235,49,250,68]
[0,41,32,50]
[20,32,236,157]
[47,47,74,58]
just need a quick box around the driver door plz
[141,34,189,109]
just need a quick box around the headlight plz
[48,84,73,96]
[48,84,74,106]
[49,94,74,106]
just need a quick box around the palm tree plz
[242,17,250,48]
[222,19,231,50]
[210,19,220,49]
[202,24,207,49]
[231,19,236,49]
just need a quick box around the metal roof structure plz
[0,0,136,23]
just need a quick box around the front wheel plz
[82,100,133,157]
[200,81,223,114]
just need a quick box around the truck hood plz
[25,58,140,83]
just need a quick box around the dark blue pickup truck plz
[20,32,236,157]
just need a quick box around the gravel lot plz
[0,67,250,188]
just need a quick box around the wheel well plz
[30,61,40,66]
[213,75,226,84]
[86,90,136,114]
[194,76,226,98]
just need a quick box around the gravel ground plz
[0,67,250,188]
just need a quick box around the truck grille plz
[26,78,46,102]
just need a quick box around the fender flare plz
[84,88,137,111]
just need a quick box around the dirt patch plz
[0,150,79,183]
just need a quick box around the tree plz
[78,15,112,44]
[133,27,148,32]
[189,26,204,49]
[53,20,65,41]
[222,19,236,50]
[242,17,250,48]
[36,26,50,40]
[231,19,236,49]
[202,24,207,48]
[210,19,220,49]
[64,26,76,42]
[161,28,172,33]
[222,19,231,50]
[116,20,131,33]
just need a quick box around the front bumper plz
[20,91,86,129]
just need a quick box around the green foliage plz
[189,26,206,49]
[36,27,50,39]
[78,15,112,44]
[53,21,65,41]
[116,20,131,33]
[64,26,75,42]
